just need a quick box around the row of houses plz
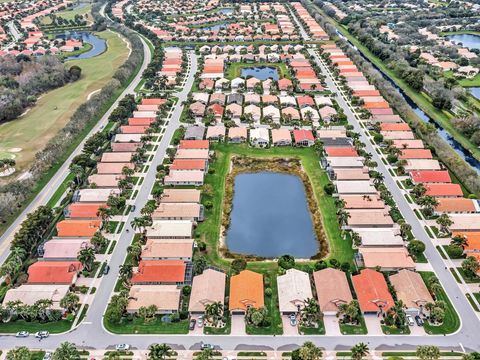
[290,2,328,40]
[159,47,184,87]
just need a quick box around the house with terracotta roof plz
[189,269,226,314]
[189,101,206,120]
[228,127,248,143]
[392,140,425,149]
[325,147,358,157]
[346,210,394,228]
[319,106,337,122]
[271,129,292,146]
[111,142,141,152]
[42,239,91,260]
[333,168,370,181]
[131,260,186,285]
[277,269,313,314]
[171,159,207,172]
[175,149,209,160]
[206,125,226,141]
[179,140,209,150]
[101,152,133,163]
[56,220,101,238]
[229,270,264,313]
[27,261,82,285]
[410,170,451,184]
[424,183,463,198]
[152,203,203,222]
[293,129,314,146]
[164,170,204,186]
[88,174,124,188]
[96,162,134,175]
[127,285,181,314]
[313,268,353,315]
[435,198,480,214]
[449,214,480,232]
[282,107,300,121]
[359,247,415,270]
[352,269,394,314]
[64,203,105,219]
[389,269,433,315]
[2,285,70,310]
[141,239,194,261]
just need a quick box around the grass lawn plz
[46,172,75,208]
[314,4,480,163]
[299,322,325,335]
[40,4,92,25]
[381,324,410,335]
[204,315,231,335]
[104,316,189,334]
[0,319,72,333]
[420,272,460,334]
[0,30,128,174]
[339,317,367,335]
[456,268,480,283]
[225,62,291,80]
[466,293,480,312]
[197,143,352,265]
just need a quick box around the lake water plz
[469,87,480,100]
[226,172,318,258]
[446,34,480,50]
[241,66,279,80]
[201,23,228,31]
[217,8,234,15]
[57,32,106,61]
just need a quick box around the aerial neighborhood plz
[0,0,479,358]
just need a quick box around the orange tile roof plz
[399,149,433,159]
[66,203,106,219]
[380,123,411,131]
[171,159,206,171]
[229,270,264,311]
[142,98,167,106]
[425,183,463,197]
[352,269,394,313]
[435,198,477,213]
[131,260,186,284]
[56,220,101,237]
[452,232,480,252]
[128,117,155,126]
[179,140,209,149]
[325,147,358,157]
[364,101,391,109]
[27,261,82,284]
[410,170,451,183]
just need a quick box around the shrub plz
[278,254,295,269]
[182,285,191,296]
[329,258,339,268]
[231,258,247,273]
[314,260,327,271]
[265,288,272,297]
[324,182,335,195]
[446,244,464,259]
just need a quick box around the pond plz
[241,66,279,80]
[217,8,234,15]
[469,87,480,100]
[201,23,228,31]
[57,32,106,61]
[226,172,318,258]
[446,34,480,51]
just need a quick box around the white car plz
[115,344,131,351]
[406,314,415,326]
[35,331,49,338]
[15,331,29,338]
[43,352,52,360]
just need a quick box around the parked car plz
[130,205,136,212]
[189,319,196,330]
[289,314,297,326]
[35,331,49,338]
[15,331,29,338]
[43,353,52,360]
[200,343,214,350]
[115,344,130,351]
[103,264,110,275]
[415,315,424,327]
[406,315,414,326]
[197,317,204,328]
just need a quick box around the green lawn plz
[339,316,367,335]
[0,30,129,174]
[104,316,189,334]
[420,272,460,334]
[381,324,410,335]
[225,62,292,80]
[0,319,72,333]
[314,4,480,163]
[40,4,92,25]
[204,315,231,335]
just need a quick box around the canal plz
[226,172,318,258]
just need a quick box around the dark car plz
[415,315,424,326]
[189,319,196,330]
[103,264,110,275]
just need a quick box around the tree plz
[60,292,80,314]
[195,349,214,360]
[407,240,426,255]
[148,343,173,360]
[436,214,453,234]
[119,264,133,287]
[411,183,427,198]
[278,254,295,269]
[204,301,223,325]
[417,196,438,217]
[300,298,322,327]
[53,342,80,360]
[6,347,31,360]
[90,231,108,251]
[231,258,247,273]
[298,341,322,360]
[337,300,360,324]
[77,247,95,272]
[193,256,207,275]
[416,346,440,360]
[351,343,369,360]
[461,256,480,278]
[451,235,468,248]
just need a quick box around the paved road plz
[7,21,22,41]
[0,30,152,265]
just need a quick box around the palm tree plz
[417,195,439,217]
[77,247,95,272]
[436,213,453,234]
[148,343,173,360]
[97,207,114,227]
[195,349,214,360]
[412,183,427,198]
[351,343,369,360]
[53,342,80,360]
[205,301,223,325]
[127,243,142,263]
[300,298,322,327]
[60,292,80,314]
[451,234,468,248]
[119,264,133,288]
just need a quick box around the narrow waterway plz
[57,32,107,61]
[346,40,480,173]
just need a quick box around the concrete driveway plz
[188,315,203,335]
[324,315,341,335]
[282,315,298,335]
[364,314,384,335]
[231,314,246,335]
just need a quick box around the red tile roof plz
[399,149,433,159]
[380,123,411,132]
[66,203,106,219]
[131,260,186,284]
[410,170,451,184]
[27,261,82,284]
[142,98,167,106]
[171,159,206,171]
[424,183,463,197]
[56,220,101,237]
[179,140,209,149]
[325,147,358,157]
[293,129,314,143]
[352,269,394,313]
